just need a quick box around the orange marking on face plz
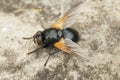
[34,38,38,45]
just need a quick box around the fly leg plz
[27,47,42,54]
[41,24,46,29]
[23,31,42,40]
[44,50,60,66]
[23,37,33,40]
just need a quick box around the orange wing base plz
[52,16,67,30]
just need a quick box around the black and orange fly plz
[23,3,88,66]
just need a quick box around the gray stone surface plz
[0,0,120,80]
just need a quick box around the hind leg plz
[44,50,60,66]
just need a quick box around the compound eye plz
[33,31,42,45]
[33,36,42,45]
[36,37,41,45]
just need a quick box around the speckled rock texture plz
[0,0,120,80]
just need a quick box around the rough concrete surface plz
[0,0,120,80]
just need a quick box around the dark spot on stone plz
[90,40,98,51]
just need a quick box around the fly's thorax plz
[41,28,63,46]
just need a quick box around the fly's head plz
[33,31,43,45]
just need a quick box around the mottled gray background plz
[0,0,120,80]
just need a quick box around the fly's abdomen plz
[42,28,62,46]
[63,28,79,42]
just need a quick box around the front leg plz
[27,47,42,54]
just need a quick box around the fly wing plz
[53,38,89,61]
[52,2,82,30]
[64,38,89,61]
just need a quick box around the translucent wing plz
[52,2,82,30]
[53,38,89,61]
[65,38,89,61]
